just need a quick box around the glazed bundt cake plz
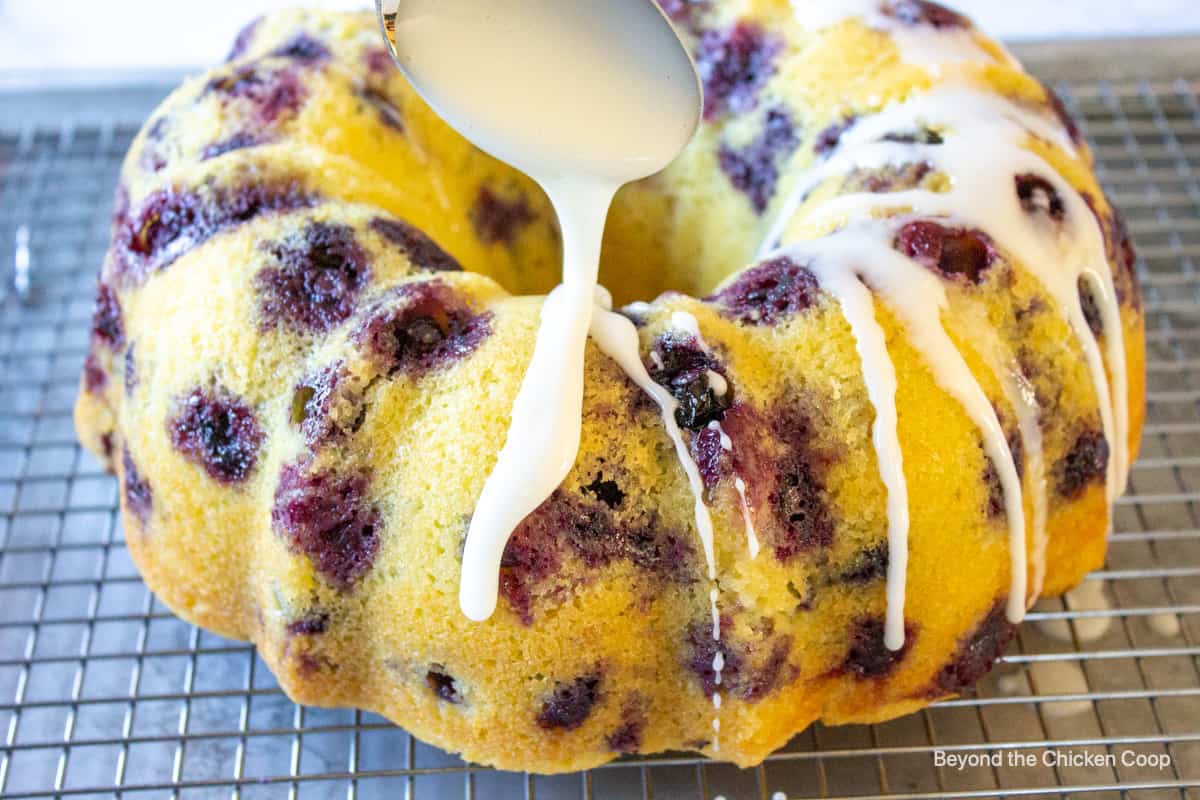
[75,1,1144,772]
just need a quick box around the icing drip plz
[588,297,718,579]
[675,313,761,559]
[590,297,730,748]
[788,224,1026,636]
[758,84,1129,620]
[1029,661,1094,718]
[1035,580,1111,642]
[801,257,910,650]
[998,664,1094,718]
[1148,613,1182,638]
[959,298,1049,607]
[1009,364,1048,604]
[459,185,611,621]
[710,588,724,751]
[764,86,1128,502]
[734,477,760,559]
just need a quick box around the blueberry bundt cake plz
[75,1,1144,772]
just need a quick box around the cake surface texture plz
[75,0,1145,772]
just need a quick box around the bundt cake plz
[75,0,1145,773]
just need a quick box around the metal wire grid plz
[0,74,1198,800]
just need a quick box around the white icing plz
[999,662,1095,718]
[776,87,1127,502]
[624,300,654,316]
[734,477,761,559]
[590,301,727,748]
[997,672,1026,695]
[459,279,598,621]
[956,301,1049,607]
[1009,364,1049,604]
[785,224,1027,632]
[395,0,700,622]
[802,254,910,650]
[758,83,1129,627]
[711,587,724,750]
[422,9,1129,758]
[710,587,721,639]
[710,421,733,451]
[1030,660,1094,718]
[588,300,719,580]
[1147,612,1182,638]
[708,370,729,397]
[1035,580,1112,643]
[671,316,763,561]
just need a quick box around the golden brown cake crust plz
[75,4,1144,772]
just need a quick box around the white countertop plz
[1,0,1198,78]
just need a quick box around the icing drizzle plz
[756,83,1129,641]
[459,2,1129,679]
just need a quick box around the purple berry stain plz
[770,408,834,561]
[355,281,491,376]
[270,33,330,62]
[91,283,124,349]
[708,256,822,325]
[201,133,266,161]
[883,0,970,28]
[1055,430,1109,499]
[123,345,138,396]
[841,617,914,680]
[607,701,646,753]
[286,611,330,636]
[719,107,800,213]
[930,600,1015,695]
[369,217,463,273]
[1078,277,1104,337]
[139,116,170,173]
[648,334,731,430]
[358,86,404,131]
[470,186,535,246]
[426,666,464,704]
[293,362,360,447]
[168,385,264,485]
[1015,174,1066,221]
[122,447,153,525]
[537,674,601,731]
[499,489,691,624]
[983,429,1024,519]
[894,220,997,284]
[83,353,107,394]
[112,181,318,285]
[272,461,382,591]
[684,619,796,701]
[839,543,889,584]
[256,221,370,334]
[695,22,781,120]
[815,115,856,157]
[205,63,307,126]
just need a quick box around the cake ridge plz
[73,3,1145,772]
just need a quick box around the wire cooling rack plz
[1,66,1200,800]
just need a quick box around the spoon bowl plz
[376,0,701,186]
[374,0,702,623]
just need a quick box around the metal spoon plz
[375,0,702,622]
